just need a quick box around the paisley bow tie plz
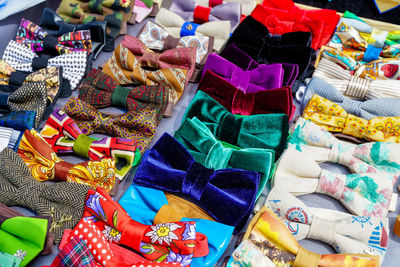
[303,93,400,143]
[155,8,230,51]
[169,0,241,30]
[174,116,275,199]
[289,117,400,177]
[134,133,260,230]
[198,69,295,118]
[18,129,116,193]
[0,111,35,132]
[273,147,396,217]
[78,68,169,116]
[63,97,160,152]
[266,188,389,262]
[301,77,400,119]
[2,40,87,90]
[0,81,47,128]
[182,90,289,157]
[40,108,139,181]
[83,188,209,266]
[0,147,90,242]
[16,18,92,55]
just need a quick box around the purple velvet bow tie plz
[203,53,286,94]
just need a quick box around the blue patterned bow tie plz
[0,111,36,132]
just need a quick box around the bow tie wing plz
[302,77,346,110]
[209,3,241,26]
[138,21,171,50]
[16,18,48,53]
[0,59,16,84]
[196,21,230,51]
[63,97,100,135]
[360,98,400,120]
[155,8,186,37]
[3,40,37,72]
[169,0,197,19]
[0,111,35,131]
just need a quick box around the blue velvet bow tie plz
[301,77,400,120]
[0,111,36,132]
[134,133,260,230]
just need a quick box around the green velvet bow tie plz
[181,91,289,158]
[0,216,48,266]
[174,117,275,199]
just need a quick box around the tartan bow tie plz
[83,188,209,266]
[40,108,139,181]
[78,68,169,116]
[2,40,87,90]
[0,147,90,242]
[18,129,116,193]
[0,111,35,132]
[16,18,92,55]
[63,97,161,153]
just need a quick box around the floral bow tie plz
[102,36,193,116]
[40,108,139,181]
[289,117,400,177]
[273,147,396,217]
[83,188,209,266]
[134,133,260,230]
[303,93,400,143]
[0,82,47,128]
[198,70,295,118]
[138,21,213,65]
[266,188,388,262]
[155,8,230,51]
[0,147,90,242]
[169,0,241,31]
[182,90,289,156]
[16,18,92,55]
[174,117,275,199]
[63,97,161,152]
[18,129,116,192]
[2,40,87,90]
[233,206,379,267]
[78,69,169,117]
[302,78,400,120]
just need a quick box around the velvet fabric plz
[119,184,234,267]
[198,70,295,119]
[182,91,289,157]
[134,133,260,230]
[174,117,275,199]
[224,16,315,83]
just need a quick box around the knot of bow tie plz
[273,147,395,217]
[303,93,400,143]
[40,108,139,181]
[134,133,260,229]
[0,147,90,242]
[16,18,92,55]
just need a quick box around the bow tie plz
[102,37,192,116]
[199,70,295,118]
[0,111,35,132]
[253,2,339,50]
[169,0,241,30]
[138,20,213,64]
[83,188,209,266]
[273,147,395,217]
[0,126,21,151]
[119,184,235,267]
[203,53,285,93]
[16,18,92,55]
[266,188,388,261]
[2,40,87,90]
[63,97,160,152]
[78,68,169,116]
[236,206,379,267]
[155,8,230,51]
[18,129,117,192]
[219,44,299,87]
[174,117,274,199]
[182,90,289,157]
[225,16,314,81]
[303,93,400,143]
[40,108,139,181]
[0,81,47,128]
[134,133,260,230]
[302,77,400,119]
[0,147,90,242]
[289,117,400,177]
[196,0,255,15]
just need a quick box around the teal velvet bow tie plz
[181,90,289,158]
[174,117,275,199]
